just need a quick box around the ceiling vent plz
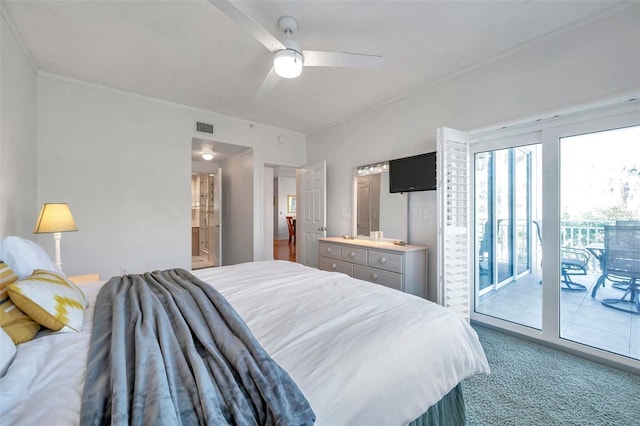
[195,121,215,135]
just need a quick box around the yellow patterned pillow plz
[0,261,41,343]
[8,269,87,332]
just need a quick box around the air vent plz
[196,121,215,135]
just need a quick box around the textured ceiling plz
[3,0,626,135]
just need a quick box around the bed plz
[1,259,489,425]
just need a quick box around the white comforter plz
[0,260,489,425]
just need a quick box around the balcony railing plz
[561,220,614,272]
[561,220,611,246]
[479,220,615,272]
[477,219,627,273]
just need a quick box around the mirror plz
[354,167,408,241]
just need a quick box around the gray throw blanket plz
[80,268,315,426]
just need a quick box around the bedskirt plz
[409,385,465,426]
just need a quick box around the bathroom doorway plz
[191,171,220,269]
[191,138,252,269]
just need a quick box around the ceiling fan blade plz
[256,67,281,98]
[209,0,285,52]
[302,51,383,68]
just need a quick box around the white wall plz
[221,150,254,265]
[36,75,306,279]
[0,8,38,238]
[306,7,640,300]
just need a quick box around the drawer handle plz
[326,247,332,254]
[331,263,337,270]
[379,257,387,265]
[350,252,356,259]
[371,273,379,282]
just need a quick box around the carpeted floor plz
[462,325,640,425]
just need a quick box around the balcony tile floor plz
[476,271,640,360]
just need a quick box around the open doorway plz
[271,166,297,262]
[192,138,251,269]
[191,171,219,269]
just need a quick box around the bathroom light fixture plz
[201,146,214,161]
[273,48,303,79]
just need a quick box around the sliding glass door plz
[559,125,640,359]
[474,144,541,329]
[471,105,640,368]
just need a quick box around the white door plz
[296,161,327,267]
[437,127,471,322]
[212,168,222,266]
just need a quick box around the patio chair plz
[560,247,590,290]
[533,220,590,291]
[601,225,640,314]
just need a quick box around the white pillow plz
[0,327,17,377]
[0,236,61,279]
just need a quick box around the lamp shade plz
[33,203,78,234]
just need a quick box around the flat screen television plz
[389,152,436,193]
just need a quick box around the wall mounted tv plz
[389,152,436,193]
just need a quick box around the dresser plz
[318,237,428,298]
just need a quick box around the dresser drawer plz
[367,249,403,273]
[319,241,342,260]
[319,257,354,276]
[340,246,368,266]
[353,265,402,291]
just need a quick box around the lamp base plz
[53,232,62,271]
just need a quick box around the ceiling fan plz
[210,0,383,95]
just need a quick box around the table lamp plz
[33,203,78,270]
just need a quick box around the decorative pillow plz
[0,326,17,377]
[0,261,41,344]
[8,269,87,332]
[0,236,61,279]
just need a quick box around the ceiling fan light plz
[273,49,303,79]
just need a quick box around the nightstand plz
[68,273,100,284]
